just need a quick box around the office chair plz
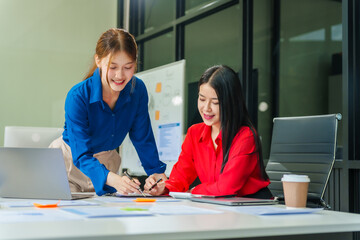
[265,113,341,209]
[4,126,63,148]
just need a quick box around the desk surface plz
[1,196,360,240]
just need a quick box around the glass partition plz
[143,32,175,70]
[279,0,342,145]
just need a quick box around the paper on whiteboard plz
[157,123,181,162]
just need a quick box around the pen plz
[124,171,146,197]
[148,178,163,191]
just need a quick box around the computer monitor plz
[4,126,63,148]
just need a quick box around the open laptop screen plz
[0,147,92,200]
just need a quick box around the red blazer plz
[165,123,270,196]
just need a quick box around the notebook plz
[0,147,94,200]
[190,197,278,206]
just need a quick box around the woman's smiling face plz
[198,83,220,129]
[96,51,136,92]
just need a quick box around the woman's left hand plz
[144,173,167,196]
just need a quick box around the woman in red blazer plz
[145,65,272,198]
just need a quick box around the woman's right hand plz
[106,172,142,195]
[144,174,166,196]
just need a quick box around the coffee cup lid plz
[281,174,310,182]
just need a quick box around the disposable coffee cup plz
[281,174,310,208]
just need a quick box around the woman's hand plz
[144,173,167,196]
[106,172,142,195]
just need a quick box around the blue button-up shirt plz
[62,68,166,196]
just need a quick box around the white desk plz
[0,197,360,240]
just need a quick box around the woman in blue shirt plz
[50,28,166,196]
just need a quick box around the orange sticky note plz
[133,198,156,202]
[155,110,160,120]
[33,200,60,208]
[155,83,162,93]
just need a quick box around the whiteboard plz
[121,60,185,176]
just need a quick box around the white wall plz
[0,0,118,146]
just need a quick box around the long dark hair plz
[198,65,269,180]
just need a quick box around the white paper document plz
[0,200,98,208]
[0,209,82,223]
[149,205,222,215]
[222,206,323,216]
[62,206,153,218]
[61,204,221,218]
[157,123,181,161]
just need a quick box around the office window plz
[184,4,242,128]
[185,0,215,13]
[184,5,242,84]
[143,0,176,33]
[253,0,273,159]
[279,0,342,150]
[142,32,175,70]
[279,0,342,117]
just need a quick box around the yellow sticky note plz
[155,83,162,93]
[155,110,160,120]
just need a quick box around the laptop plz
[0,147,94,200]
[190,197,278,206]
